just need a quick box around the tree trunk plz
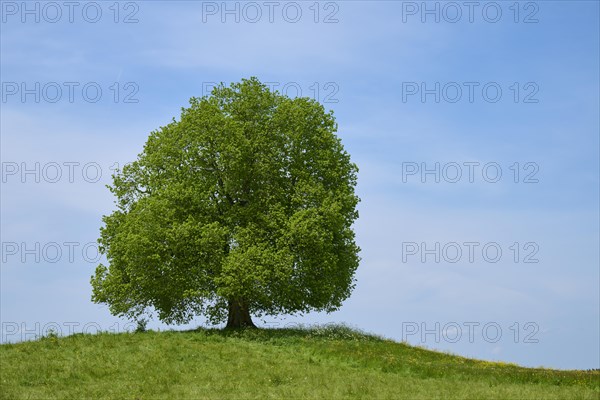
[226,298,256,329]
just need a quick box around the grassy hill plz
[1,325,598,399]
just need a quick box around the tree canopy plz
[91,78,360,328]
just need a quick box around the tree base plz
[225,299,256,329]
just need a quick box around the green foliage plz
[1,328,598,399]
[91,78,360,325]
[40,329,59,345]
[134,318,148,333]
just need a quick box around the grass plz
[1,324,598,399]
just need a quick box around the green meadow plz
[1,325,598,399]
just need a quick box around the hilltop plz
[1,325,598,399]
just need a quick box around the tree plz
[91,78,360,328]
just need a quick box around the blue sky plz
[1,1,598,369]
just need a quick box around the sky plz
[1,0,599,370]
